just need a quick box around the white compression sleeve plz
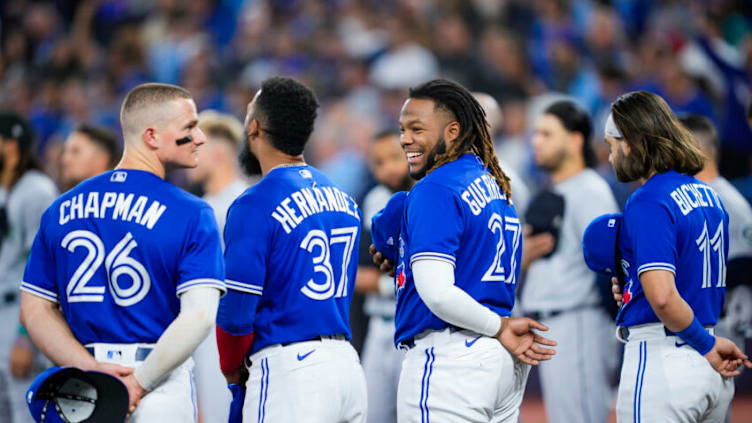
[412,259,502,337]
[133,287,220,390]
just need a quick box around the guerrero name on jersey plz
[394,154,521,345]
[617,170,729,327]
[21,169,225,345]
[220,165,361,355]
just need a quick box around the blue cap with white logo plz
[26,366,129,423]
[582,212,623,276]
[371,191,407,263]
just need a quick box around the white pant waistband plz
[249,337,351,363]
[616,323,714,343]
[85,342,156,366]
[404,328,484,351]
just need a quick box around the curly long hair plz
[408,79,512,200]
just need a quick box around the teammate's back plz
[23,169,223,345]
[216,77,367,423]
[225,164,361,353]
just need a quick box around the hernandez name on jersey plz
[21,169,225,345]
[394,154,521,345]
[616,170,728,327]
[223,166,361,354]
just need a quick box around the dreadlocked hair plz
[409,79,512,201]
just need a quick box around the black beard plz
[409,136,447,180]
[239,143,262,177]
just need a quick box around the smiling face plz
[368,133,412,191]
[398,98,457,180]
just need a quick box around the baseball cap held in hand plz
[26,366,129,423]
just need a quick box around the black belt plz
[86,346,152,361]
[398,327,464,351]
[244,334,347,367]
[281,334,347,346]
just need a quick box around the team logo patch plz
[622,279,633,306]
[110,171,127,182]
[396,263,406,291]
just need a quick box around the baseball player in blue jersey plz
[216,77,367,422]
[371,79,556,423]
[19,83,226,421]
[602,91,751,422]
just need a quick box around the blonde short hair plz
[198,110,244,149]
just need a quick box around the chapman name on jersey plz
[21,169,225,346]
[58,191,166,229]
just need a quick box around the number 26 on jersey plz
[62,230,151,306]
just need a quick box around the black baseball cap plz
[26,366,129,423]
[0,111,34,151]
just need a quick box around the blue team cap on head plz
[582,212,622,275]
[371,191,407,263]
[26,366,129,423]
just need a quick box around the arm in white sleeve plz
[412,259,501,337]
[133,287,220,390]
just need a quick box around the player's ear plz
[444,120,460,145]
[142,127,159,150]
[247,118,261,140]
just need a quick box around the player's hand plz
[369,244,395,276]
[704,336,752,377]
[223,363,249,386]
[9,337,34,379]
[521,226,554,270]
[120,374,146,416]
[92,361,134,378]
[612,277,623,307]
[496,317,557,366]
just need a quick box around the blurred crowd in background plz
[1,0,751,203]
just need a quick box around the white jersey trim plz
[225,279,263,295]
[411,252,456,267]
[20,282,59,303]
[637,262,676,276]
[176,278,227,296]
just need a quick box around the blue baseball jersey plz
[218,165,361,355]
[616,170,729,327]
[393,154,521,345]
[21,169,225,345]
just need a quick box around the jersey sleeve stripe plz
[176,278,227,296]
[225,279,264,291]
[20,282,59,303]
[225,280,263,295]
[637,263,677,275]
[410,252,456,267]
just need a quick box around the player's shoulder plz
[417,154,481,193]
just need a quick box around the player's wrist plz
[495,317,508,338]
[677,317,715,355]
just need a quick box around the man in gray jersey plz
[680,114,752,422]
[186,110,250,422]
[356,129,413,423]
[0,112,58,423]
[520,101,619,423]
